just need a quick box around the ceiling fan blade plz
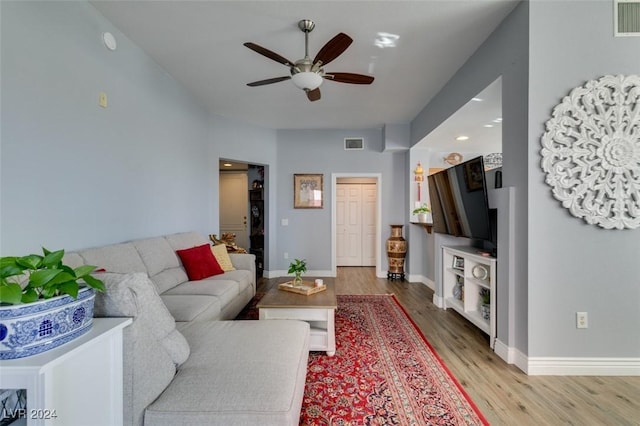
[244,42,294,67]
[313,33,352,66]
[247,76,291,87]
[324,72,374,85]
[306,88,321,102]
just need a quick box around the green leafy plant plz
[412,204,431,215]
[287,258,307,284]
[480,288,490,305]
[0,248,105,305]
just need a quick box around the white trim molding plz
[527,357,640,376]
[493,341,640,376]
[331,173,383,278]
[407,275,434,291]
[494,339,528,373]
[264,270,333,279]
[432,293,445,309]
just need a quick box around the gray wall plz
[411,3,530,352]
[528,1,640,357]
[1,1,212,254]
[276,129,406,273]
[208,114,277,271]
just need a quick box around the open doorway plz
[219,159,266,278]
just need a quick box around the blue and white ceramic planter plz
[0,287,95,360]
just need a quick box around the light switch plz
[281,219,288,226]
[99,92,108,108]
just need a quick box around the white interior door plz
[336,183,376,266]
[219,172,249,249]
[361,185,376,266]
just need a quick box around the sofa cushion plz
[207,269,253,291]
[93,272,182,426]
[62,252,85,269]
[132,237,181,277]
[176,244,224,281]
[211,244,235,272]
[164,231,209,251]
[145,320,310,426]
[164,279,240,309]
[93,272,190,366]
[161,294,222,322]
[149,267,189,295]
[228,253,256,274]
[78,243,146,274]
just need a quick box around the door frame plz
[331,173,383,277]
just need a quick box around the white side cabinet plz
[0,318,131,426]
[442,246,497,348]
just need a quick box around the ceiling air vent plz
[615,0,640,36]
[344,138,364,150]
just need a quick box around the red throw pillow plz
[176,244,224,280]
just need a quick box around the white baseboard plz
[432,293,445,309]
[263,270,333,279]
[493,339,640,376]
[493,339,528,372]
[527,357,640,376]
[407,275,434,291]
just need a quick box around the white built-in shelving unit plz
[442,245,497,348]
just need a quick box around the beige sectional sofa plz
[66,231,255,321]
[65,232,310,426]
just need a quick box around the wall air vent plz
[344,138,364,150]
[615,0,640,36]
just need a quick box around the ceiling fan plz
[244,19,374,102]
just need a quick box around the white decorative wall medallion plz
[541,74,640,230]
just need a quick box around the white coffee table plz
[257,281,337,356]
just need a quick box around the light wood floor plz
[260,267,640,426]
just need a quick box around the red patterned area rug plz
[301,294,488,426]
[235,293,488,425]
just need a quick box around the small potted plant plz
[412,203,431,223]
[0,248,105,359]
[479,288,490,320]
[287,258,307,286]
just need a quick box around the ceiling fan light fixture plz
[291,71,323,90]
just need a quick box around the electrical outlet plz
[576,312,588,329]
[99,91,108,108]
[284,252,288,260]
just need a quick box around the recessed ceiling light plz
[493,117,503,123]
[483,124,494,128]
[471,97,483,102]
[223,163,233,167]
[455,136,469,141]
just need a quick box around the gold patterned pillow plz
[210,244,235,272]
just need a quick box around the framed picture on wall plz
[452,255,464,270]
[294,174,323,209]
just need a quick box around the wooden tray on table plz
[278,281,327,295]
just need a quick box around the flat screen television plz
[427,156,496,253]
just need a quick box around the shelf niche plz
[442,245,496,348]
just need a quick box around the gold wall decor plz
[294,174,323,209]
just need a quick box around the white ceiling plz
[91,0,517,136]
[416,77,502,152]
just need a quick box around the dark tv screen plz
[427,156,492,241]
